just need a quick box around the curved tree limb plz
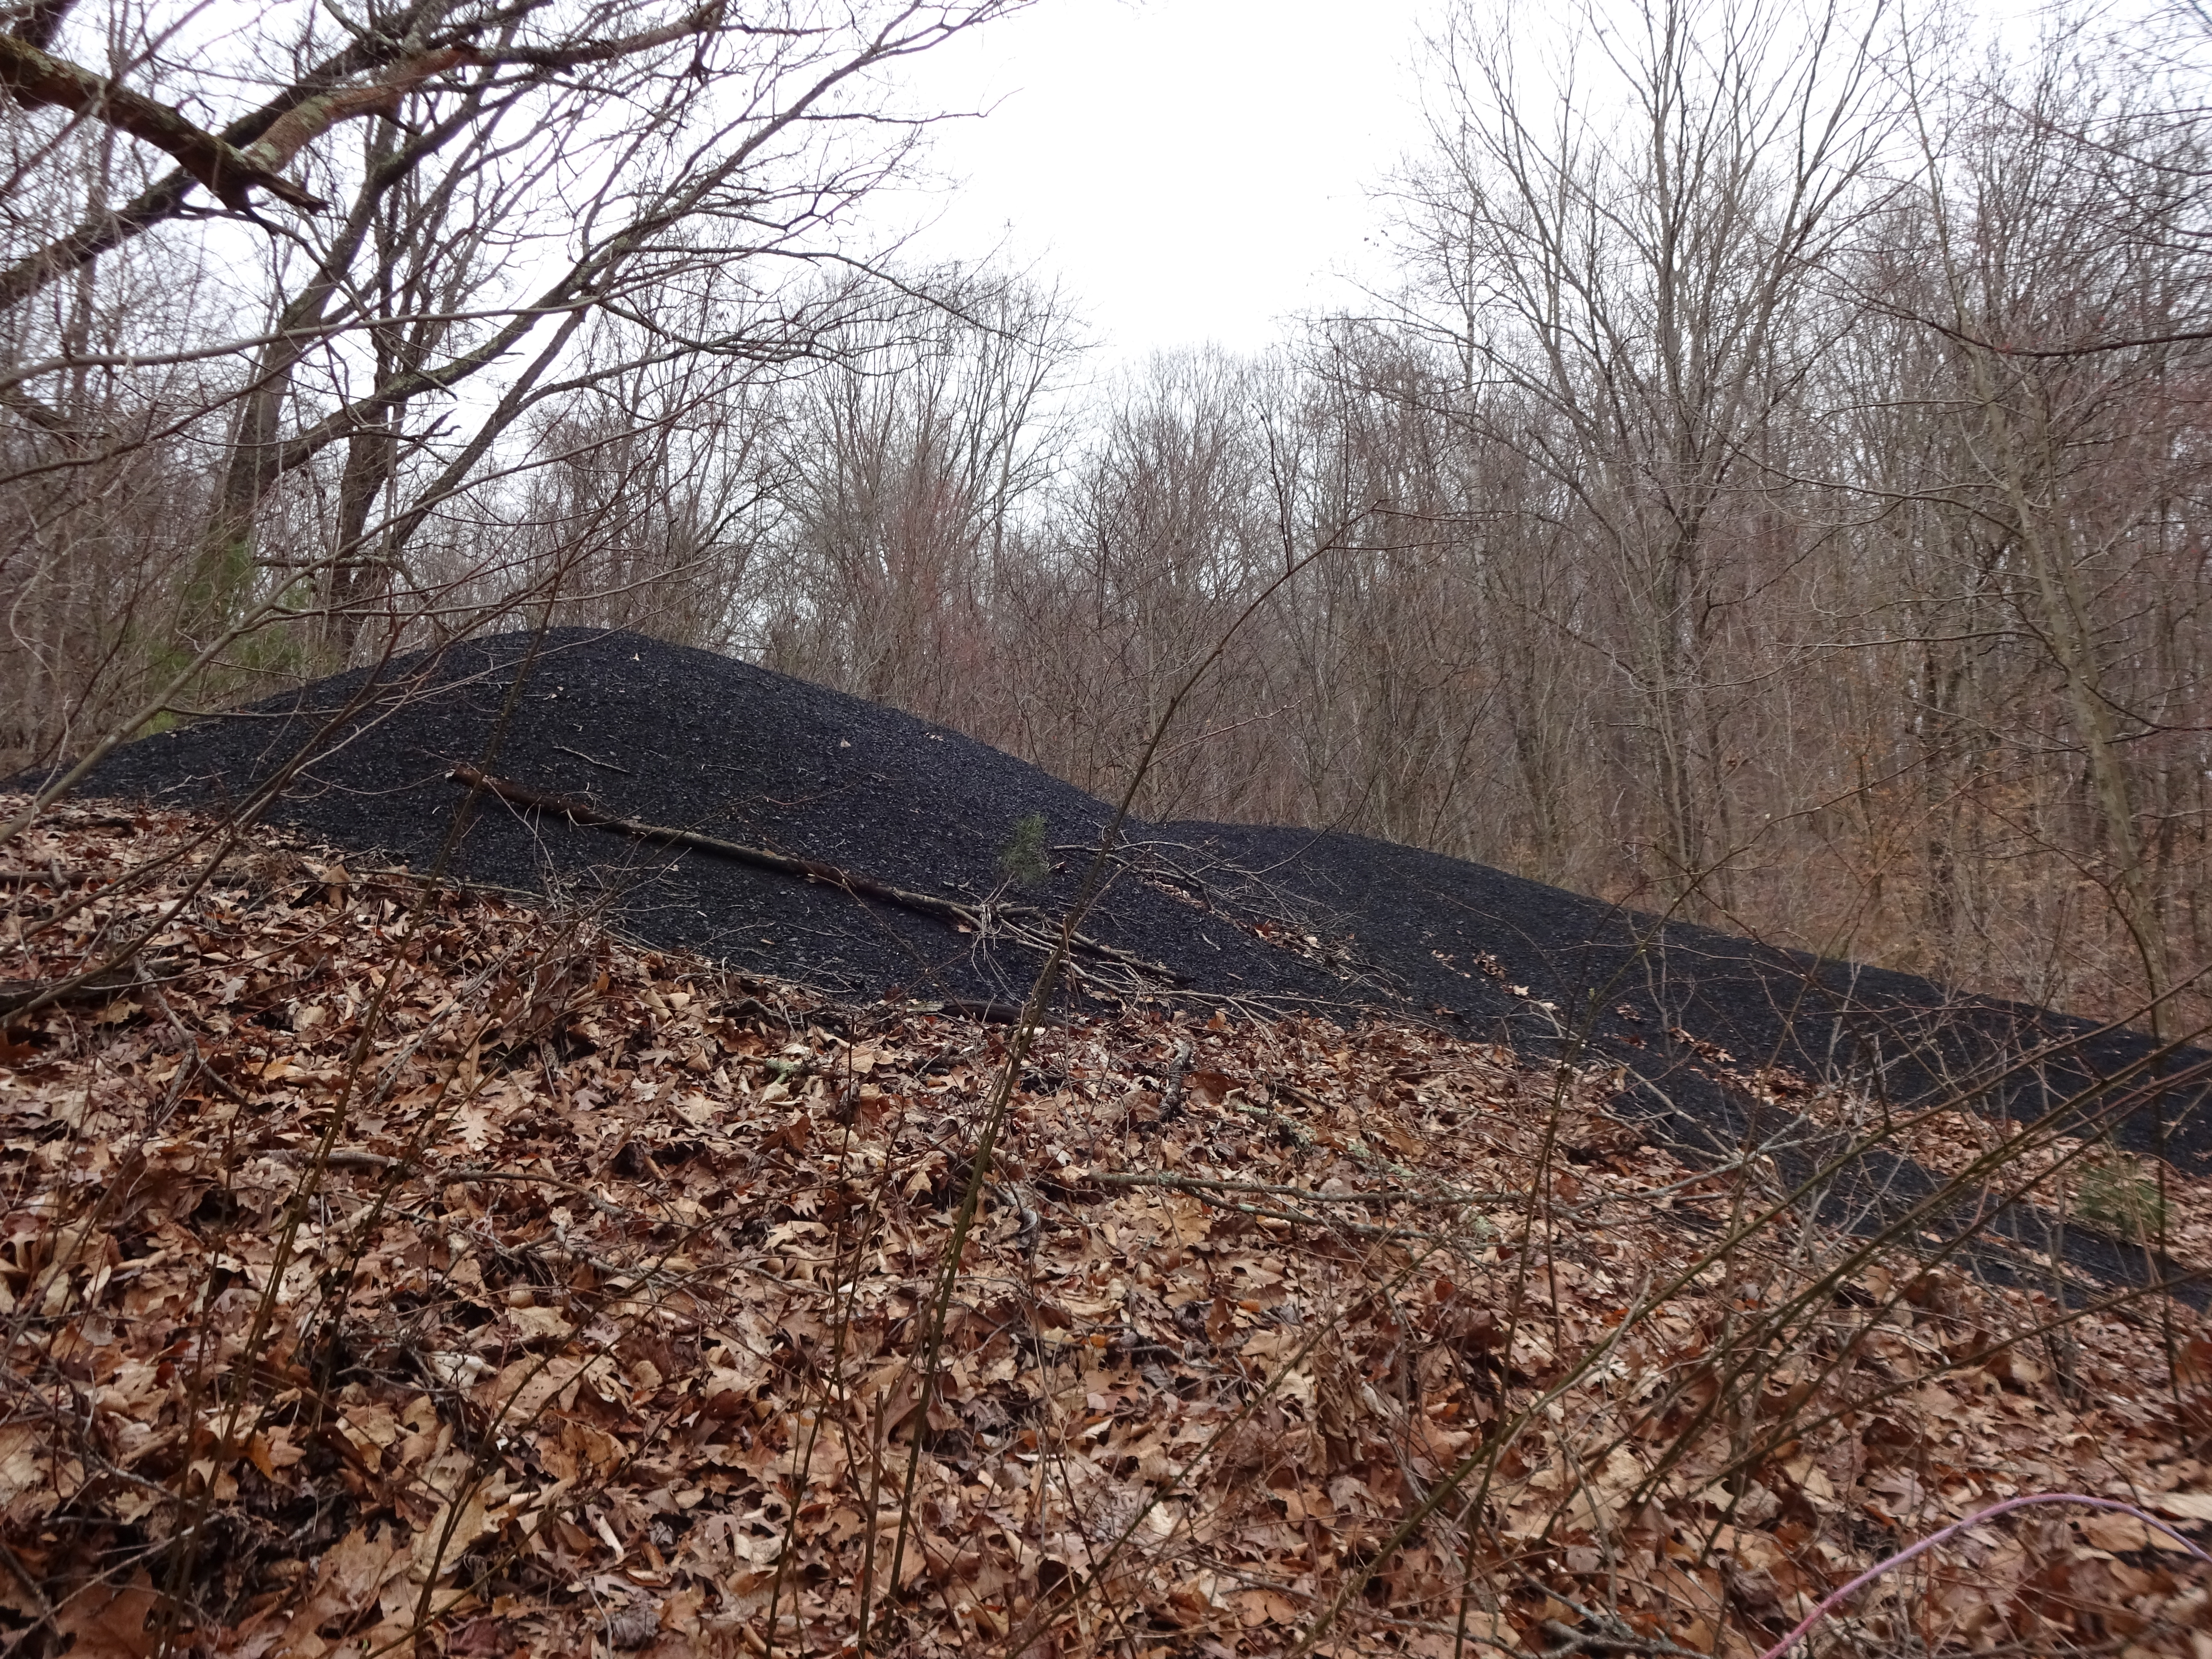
[0,30,329,209]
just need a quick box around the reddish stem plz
[1757,1492,2212,1659]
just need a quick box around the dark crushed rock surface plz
[42,628,2212,1298]
[1169,823,2208,1162]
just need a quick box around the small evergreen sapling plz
[998,812,1049,889]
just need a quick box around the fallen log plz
[0,961,148,1017]
[447,766,1185,985]
[452,763,973,922]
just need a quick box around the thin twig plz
[1756,1494,2212,1659]
[1089,1170,1499,1208]
[553,744,634,775]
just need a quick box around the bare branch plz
[0,30,328,209]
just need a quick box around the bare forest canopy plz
[4,0,2212,1045]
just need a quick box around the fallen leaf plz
[53,1572,163,1658]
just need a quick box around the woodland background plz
[5,0,2210,1037]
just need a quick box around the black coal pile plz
[42,628,2212,1296]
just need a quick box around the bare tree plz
[1388,0,1895,915]
[1880,22,2212,1030]
[755,268,1083,729]
[0,0,1029,816]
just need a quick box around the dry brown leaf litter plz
[1,796,2210,1658]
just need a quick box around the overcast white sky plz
[872,0,1444,361]
[861,0,2165,365]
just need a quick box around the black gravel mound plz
[1170,823,2208,1164]
[72,628,1354,1016]
[42,628,2212,1298]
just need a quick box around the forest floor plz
[5,629,2212,1654]
[1,801,2211,1656]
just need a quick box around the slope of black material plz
[1161,824,2210,1172]
[62,630,1353,1017]
[39,628,2212,1301]
[1145,823,2212,1307]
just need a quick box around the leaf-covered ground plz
[4,796,2212,1657]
